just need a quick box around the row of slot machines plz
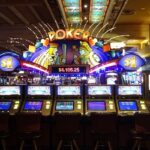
[0,84,149,116]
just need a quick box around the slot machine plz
[53,85,83,114]
[21,85,53,116]
[116,85,149,116]
[0,85,22,115]
[85,85,116,114]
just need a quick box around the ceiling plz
[0,0,149,57]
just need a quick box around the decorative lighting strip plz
[89,60,118,73]
[62,0,82,23]
[89,0,109,23]
[21,61,49,74]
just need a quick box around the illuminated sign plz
[48,29,90,41]
[0,55,20,71]
[110,42,126,49]
[49,65,89,74]
[119,54,145,71]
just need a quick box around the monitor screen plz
[24,101,42,111]
[57,86,80,96]
[0,86,20,95]
[118,86,142,95]
[27,86,51,96]
[55,101,74,111]
[0,102,12,111]
[118,101,138,111]
[87,101,106,111]
[88,86,112,95]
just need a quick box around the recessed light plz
[141,8,146,10]
[84,16,87,20]
[84,4,88,8]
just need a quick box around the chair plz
[89,113,117,150]
[132,113,150,150]
[16,112,41,150]
[54,112,81,150]
[0,113,9,150]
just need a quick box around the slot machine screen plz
[27,86,51,96]
[0,102,12,111]
[24,101,42,111]
[118,86,142,95]
[55,101,74,111]
[87,101,106,111]
[88,86,112,95]
[118,101,138,111]
[0,86,20,95]
[57,86,81,96]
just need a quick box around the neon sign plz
[0,55,20,71]
[119,54,145,71]
[48,29,90,41]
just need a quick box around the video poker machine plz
[53,85,83,114]
[21,85,53,116]
[116,85,149,116]
[85,85,116,114]
[0,86,21,115]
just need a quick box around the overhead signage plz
[119,54,145,71]
[48,29,90,41]
[0,55,20,71]
[49,65,89,74]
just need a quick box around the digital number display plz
[58,67,80,73]
[50,65,88,74]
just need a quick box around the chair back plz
[90,113,117,134]
[134,113,150,132]
[16,112,41,133]
[0,113,9,132]
[54,112,81,135]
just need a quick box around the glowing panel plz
[57,86,81,96]
[90,0,109,23]
[62,0,82,23]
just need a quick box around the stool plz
[16,112,41,150]
[0,113,9,150]
[90,113,117,150]
[54,113,81,150]
[132,113,150,150]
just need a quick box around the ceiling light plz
[84,4,88,8]
[84,16,87,20]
